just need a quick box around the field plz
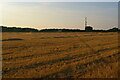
[2,32,119,78]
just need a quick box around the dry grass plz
[2,32,119,78]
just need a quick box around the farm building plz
[85,26,93,31]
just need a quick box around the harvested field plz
[2,32,119,78]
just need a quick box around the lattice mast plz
[85,17,87,28]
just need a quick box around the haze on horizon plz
[2,2,118,30]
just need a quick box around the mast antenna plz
[85,17,87,28]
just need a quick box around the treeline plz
[0,26,120,32]
[1,26,39,32]
[40,29,82,32]
[40,28,120,32]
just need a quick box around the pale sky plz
[1,2,118,30]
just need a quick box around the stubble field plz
[2,32,119,78]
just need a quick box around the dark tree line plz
[40,29,83,32]
[0,26,120,32]
[1,26,39,32]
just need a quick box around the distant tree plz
[1,26,39,32]
[108,27,119,32]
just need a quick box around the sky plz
[1,0,120,2]
[1,2,118,30]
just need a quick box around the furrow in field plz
[3,47,119,78]
[44,51,119,78]
[39,33,115,39]
[2,41,117,68]
[2,41,117,61]
[2,46,119,76]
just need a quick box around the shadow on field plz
[2,38,23,41]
